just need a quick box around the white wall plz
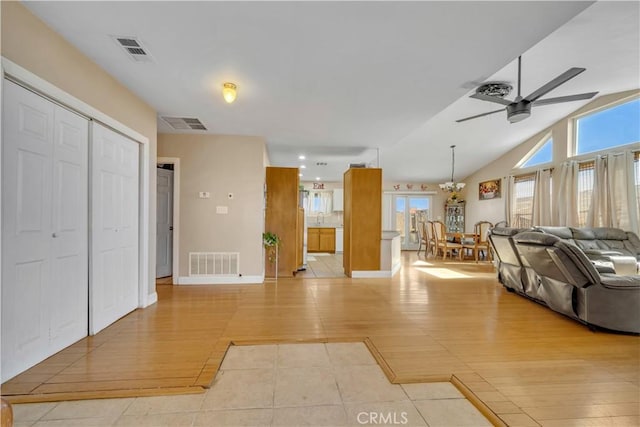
[462,89,640,231]
[157,134,266,278]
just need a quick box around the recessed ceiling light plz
[316,177,321,181]
[299,173,303,177]
[298,155,306,160]
[300,165,306,169]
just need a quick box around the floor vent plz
[161,116,207,131]
[111,35,153,63]
[189,252,240,276]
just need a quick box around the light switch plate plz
[216,206,228,214]
[199,192,210,199]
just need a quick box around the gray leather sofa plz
[489,226,640,333]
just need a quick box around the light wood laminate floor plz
[2,252,639,426]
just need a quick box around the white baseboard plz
[391,262,401,276]
[146,292,158,307]
[351,270,392,278]
[177,275,264,285]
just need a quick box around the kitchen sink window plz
[305,191,333,214]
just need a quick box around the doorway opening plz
[156,158,181,284]
[392,195,432,250]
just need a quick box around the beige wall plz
[461,89,640,231]
[158,134,266,278]
[1,2,158,296]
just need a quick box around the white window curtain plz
[555,160,580,226]
[504,176,515,226]
[305,191,333,214]
[532,169,552,226]
[589,151,639,233]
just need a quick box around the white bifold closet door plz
[1,80,89,382]
[90,123,139,334]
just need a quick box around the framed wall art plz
[479,179,501,200]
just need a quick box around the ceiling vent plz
[112,36,153,62]
[349,163,367,168]
[161,116,207,131]
[316,162,328,166]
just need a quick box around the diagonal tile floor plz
[11,343,492,426]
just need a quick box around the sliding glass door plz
[393,195,431,250]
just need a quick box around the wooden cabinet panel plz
[308,228,335,253]
[319,228,335,253]
[307,228,320,252]
[343,168,382,276]
[265,167,300,277]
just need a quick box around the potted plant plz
[263,231,281,279]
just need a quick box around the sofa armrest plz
[600,275,640,290]
[591,260,615,274]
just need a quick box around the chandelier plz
[439,145,466,194]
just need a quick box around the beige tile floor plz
[11,343,491,426]
[297,253,346,278]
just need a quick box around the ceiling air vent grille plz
[161,116,207,131]
[112,36,153,63]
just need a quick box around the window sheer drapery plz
[508,150,639,233]
[305,191,333,214]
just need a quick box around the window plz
[305,191,332,214]
[512,174,535,228]
[521,137,553,168]
[575,98,640,155]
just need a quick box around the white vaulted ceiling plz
[23,1,639,182]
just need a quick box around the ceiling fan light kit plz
[457,55,598,123]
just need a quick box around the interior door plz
[1,80,88,381]
[156,168,173,278]
[91,123,139,334]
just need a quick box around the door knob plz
[169,226,174,231]
[52,232,58,238]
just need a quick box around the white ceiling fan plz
[457,56,599,123]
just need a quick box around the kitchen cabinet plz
[343,168,382,277]
[333,188,344,211]
[335,227,344,253]
[308,227,335,253]
[265,167,302,277]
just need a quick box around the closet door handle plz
[52,232,58,238]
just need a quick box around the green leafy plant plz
[263,231,281,264]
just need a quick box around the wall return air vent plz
[161,116,207,131]
[111,36,153,63]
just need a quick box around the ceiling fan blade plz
[456,108,504,123]
[469,92,512,106]
[524,67,586,102]
[533,92,599,106]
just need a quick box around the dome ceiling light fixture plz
[222,82,237,103]
[439,145,466,194]
[475,82,512,98]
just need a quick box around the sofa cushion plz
[570,227,596,240]
[535,226,574,240]
[592,227,628,241]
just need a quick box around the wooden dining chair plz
[416,221,425,256]
[419,220,436,258]
[433,220,462,260]
[462,221,493,262]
